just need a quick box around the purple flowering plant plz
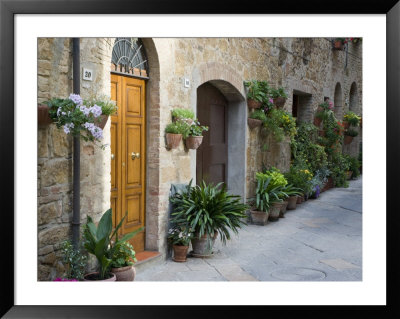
[45,94,117,144]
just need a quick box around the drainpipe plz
[72,38,80,250]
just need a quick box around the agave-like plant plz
[169,180,248,246]
[82,208,144,280]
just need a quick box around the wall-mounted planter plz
[172,116,193,125]
[185,136,203,150]
[333,40,344,50]
[313,116,322,127]
[247,99,262,109]
[344,135,353,145]
[95,114,109,130]
[343,121,350,130]
[38,104,53,125]
[166,133,182,149]
[247,118,262,129]
[273,97,286,108]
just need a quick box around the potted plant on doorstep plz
[82,209,144,281]
[248,109,267,129]
[244,80,268,109]
[110,242,137,281]
[270,87,288,108]
[170,180,248,257]
[165,121,189,150]
[184,120,208,150]
[167,225,193,262]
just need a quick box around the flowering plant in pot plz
[184,120,208,150]
[263,108,297,143]
[167,225,193,262]
[44,94,117,147]
[270,87,288,108]
[82,209,144,281]
[110,242,137,281]
[343,111,361,128]
[171,108,195,125]
[244,80,269,109]
[169,180,248,257]
[165,121,190,149]
[248,109,267,129]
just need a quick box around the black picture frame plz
[1,0,399,317]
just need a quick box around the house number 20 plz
[83,68,93,81]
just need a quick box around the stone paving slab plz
[136,177,362,282]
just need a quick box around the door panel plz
[111,74,146,252]
[196,83,228,187]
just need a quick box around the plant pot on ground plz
[346,170,353,180]
[167,224,193,262]
[296,195,304,204]
[279,200,289,218]
[169,180,248,257]
[84,272,116,281]
[110,241,137,281]
[172,244,190,262]
[269,201,283,221]
[287,195,298,210]
[250,209,269,226]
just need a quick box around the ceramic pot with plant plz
[344,128,358,144]
[165,121,189,149]
[287,195,298,210]
[44,94,117,143]
[279,184,302,215]
[244,80,268,109]
[167,225,193,262]
[110,241,137,281]
[248,172,275,225]
[169,180,248,257]
[269,201,283,221]
[343,111,361,127]
[270,87,288,108]
[171,108,195,125]
[185,120,208,150]
[248,109,267,129]
[82,209,144,281]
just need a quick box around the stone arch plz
[334,82,343,119]
[349,82,359,113]
[192,63,247,200]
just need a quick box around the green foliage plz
[281,184,303,197]
[249,109,267,122]
[345,128,358,137]
[167,224,193,246]
[270,87,288,98]
[328,153,350,187]
[61,240,88,281]
[344,154,360,178]
[244,80,270,102]
[259,167,288,189]
[264,108,297,142]
[319,111,344,156]
[165,121,190,135]
[343,111,361,126]
[171,108,195,120]
[188,120,208,137]
[169,180,248,247]
[110,242,137,268]
[250,175,272,212]
[284,165,314,196]
[85,96,118,116]
[82,209,144,280]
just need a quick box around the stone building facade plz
[37,37,362,280]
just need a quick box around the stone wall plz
[37,38,113,280]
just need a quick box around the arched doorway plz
[110,38,149,253]
[349,82,358,113]
[334,82,343,119]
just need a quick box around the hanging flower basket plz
[343,121,350,130]
[38,104,53,125]
[273,97,286,108]
[166,133,182,149]
[333,40,344,50]
[344,135,353,145]
[185,136,203,149]
[247,99,262,109]
[247,118,262,129]
[95,114,109,130]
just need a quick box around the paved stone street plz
[136,177,362,281]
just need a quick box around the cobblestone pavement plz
[136,177,362,281]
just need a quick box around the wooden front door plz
[110,74,146,252]
[196,82,228,187]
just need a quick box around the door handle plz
[131,152,140,160]
[111,154,115,160]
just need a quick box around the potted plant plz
[270,87,288,108]
[44,94,117,143]
[171,108,195,125]
[248,175,273,225]
[110,241,137,281]
[248,109,267,129]
[82,209,144,281]
[170,180,248,257]
[165,121,189,149]
[280,184,302,213]
[244,80,267,109]
[344,128,358,144]
[184,120,208,150]
[333,38,346,50]
[263,108,297,143]
[167,225,193,262]
[343,111,361,129]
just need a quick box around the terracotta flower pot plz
[247,118,263,129]
[313,116,322,127]
[287,196,298,210]
[250,209,269,226]
[191,232,218,257]
[346,170,353,180]
[344,135,353,145]
[166,133,182,149]
[268,202,283,221]
[333,40,344,50]
[322,177,334,192]
[111,265,136,281]
[38,104,53,125]
[273,97,286,108]
[83,272,116,281]
[185,136,203,149]
[343,121,350,130]
[172,245,189,262]
[296,195,304,204]
[247,99,262,109]
[95,114,109,130]
[279,200,289,218]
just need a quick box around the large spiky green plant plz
[169,180,248,246]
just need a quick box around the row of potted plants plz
[165,108,209,150]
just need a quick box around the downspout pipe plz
[72,38,80,250]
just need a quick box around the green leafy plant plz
[244,80,269,102]
[270,87,288,99]
[167,224,193,246]
[171,108,195,121]
[345,128,359,137]
[284,165,314,196]
[169,180,248,247]
[188,120,209,137]
[249,175,272,212]
[249,109,267,122]
[327,153,350,187]
[343,111,361,126]
[165,121,190,135]
[281,184,303,198]
[60,240,88,281]
[264,108,297,142]
[82,209,144,280]
[259,167,288,189]
[344,154,360,178]
[110,241,137,268]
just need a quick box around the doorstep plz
[134,251,163,272]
